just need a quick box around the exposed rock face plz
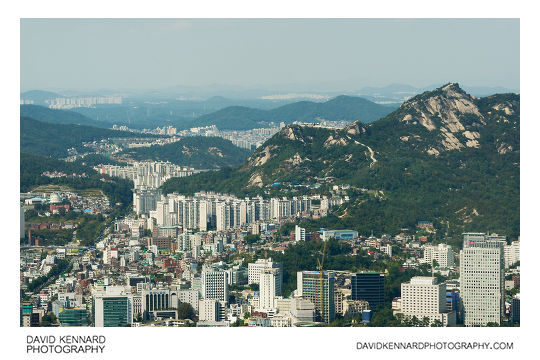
[345,122,365,136]
[462,131,480,140]
[208,147,224,157]
[492,103,514,115]
[324,135,348,147]
[250,146,274,167]
[497,143,513,154]
[248,172,263,188]
[281,126,305,143]
[395,83,495,155]
[285,153,311,165]
[440,127,464,150]
[228,83,518,193]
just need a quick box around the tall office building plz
[351,272,385,309]
[201,271,229,304]
[248,258,283,296]
[460,233,505,326]
[259,268,280,311]
[296,271,335,323]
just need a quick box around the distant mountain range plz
[162,83,520,241]
[194,95,397,130]
[21,82,517,131]
[20,95,397,131]
[20,105,112,128]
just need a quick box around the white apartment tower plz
[215,203,231,232]
[460,233,505,326]
[259,268,279,311]
[248,258,283,296]
[199,201,208,231]
[295,225,306,242]
[504,241,520,268]
[423,243,455,267]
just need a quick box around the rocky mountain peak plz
[395,83,485,154]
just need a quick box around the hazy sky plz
[20,18,520,92]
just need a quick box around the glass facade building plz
[297,271,335,323]
[58,309,88,326]
[351,272,385,309]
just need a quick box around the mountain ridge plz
[161,83,519,240]
[20,105,113,128]
[117,136,252,169]
[194,95,396,130]
[20,117,155,158]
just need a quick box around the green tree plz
[177,303,196,321]
[40,313,57,327]
[244,234,260,245]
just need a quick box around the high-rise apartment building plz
[295,225,306,241]
[504,241,520,268]
[259,268,280,311]
[248,258,283,296]
[423,243,455,267]
[133,189,162,215]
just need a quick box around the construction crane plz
[317,240,327,322]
